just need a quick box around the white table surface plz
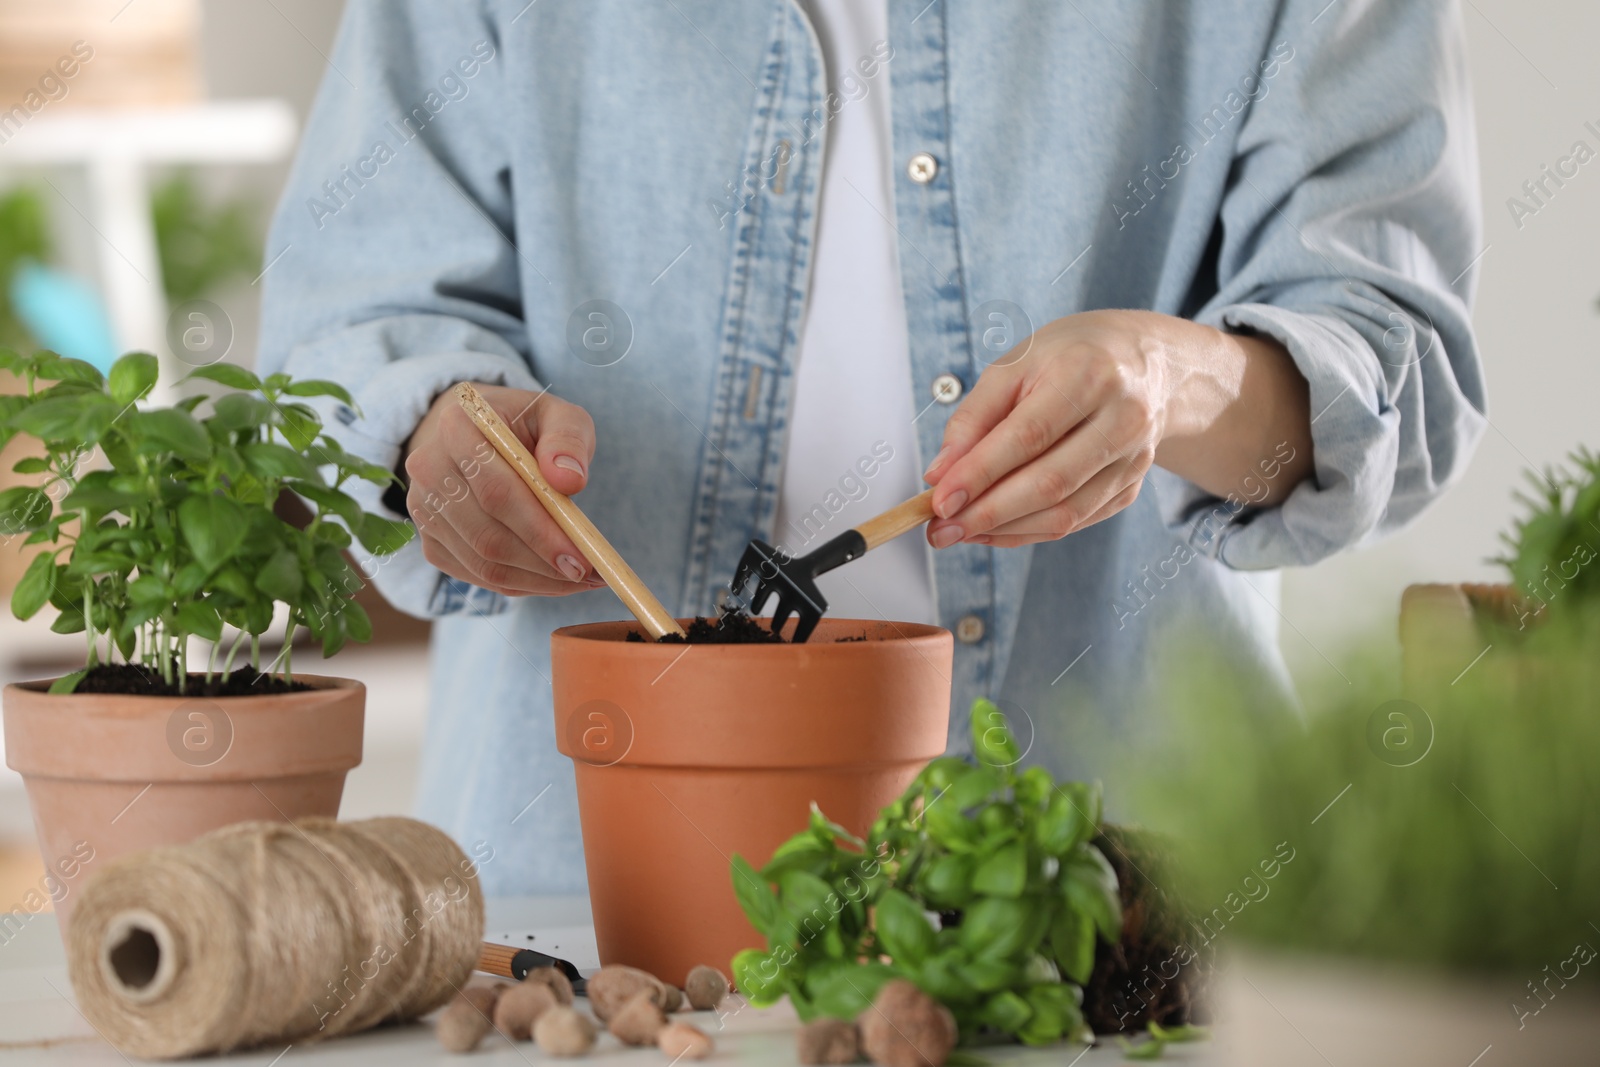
[0,896,1210,1065]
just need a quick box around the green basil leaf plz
[48,668,88,694]
[210,393,274,433]
[1062,842,1122,943]
[58,472,141,516]
[10,551,57,620]
[978,989,1032,1032]
[917,948,977,1006]
[34,353,103,386]
[281,378,355,406]
[917,853,975,910]
[176,599,223,641]
[10,456,49,475]
[779,869,836,946]
[49,608,85,634]
[1048,906,1095,984]
[944,764,1003,811]
[972,841,1028,898]
[0,486,50,534]
[133,407,213,461]
[288,481,362,526]
[971,697,1022,769]
[273,402,321,450]
[342,599,372,643]
[108,352,159,406]
[241,440,323,483]
[1033,789,1091,857]
[731,855,783,941]
[355,512,414,555]
[730,948,783,1007]
[181,363,261,391]
[874,888,937,966]
[254,547,302,602]
[178,493,249,571]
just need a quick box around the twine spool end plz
[99,909,177,1004]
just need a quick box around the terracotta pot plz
[3,673,363,932]
[552,618,952,987]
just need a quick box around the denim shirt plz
[259,0,1484,894]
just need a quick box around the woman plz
[260,0,1484,893]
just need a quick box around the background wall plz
[0,0,1595,891]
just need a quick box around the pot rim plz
[552,617,951,650]
[3,672,361,702]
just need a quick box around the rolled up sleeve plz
[256,0,527,618]
[1164,0,1487,570]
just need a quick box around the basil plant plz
[0,349,413,693]
[730,699,1123,1047]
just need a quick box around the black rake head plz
[726,530,867,644]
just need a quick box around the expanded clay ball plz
[608,990,668,1046]
[526,965,576,1006]
[535,1005,598,1057]
[460,983,506,1015]
[797,1017,861,1064]
[685,965,729,1011]
[658,1020,714,1060]
[588,964,668,1022]
[494,981,557,1040]
[858,980,957,1067]
[662,985,684,1013]
[437,995,495,1053]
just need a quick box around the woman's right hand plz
[401,382,605,597]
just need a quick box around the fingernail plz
[930,525,963,549]
[935,489,968,520]
[922,447,950,480]
[966,535,992,545]
[553,454,587,479]
[556,554,586,582]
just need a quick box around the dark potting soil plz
[625,611,786,644]
[1079,826,1214,1036]
[70,663,313,697]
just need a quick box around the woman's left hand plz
[922,309,1311,549]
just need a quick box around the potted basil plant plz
[0,349,413,928]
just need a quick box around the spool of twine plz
[66,816,485,1060]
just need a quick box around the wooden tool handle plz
[476,941,522,979]
[453,383,685,640]
[854,489,936,551]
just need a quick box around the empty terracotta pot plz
[3,674,363,932]
[552,618,952,987]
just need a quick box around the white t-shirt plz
[773,0,939,627]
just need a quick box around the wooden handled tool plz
[453,383,685,640]
[728,489,937,643]
[476,941,587,992]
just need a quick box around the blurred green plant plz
[0,349,412,693]
[1499,446,1600,624]
[1128,616,1600,973]
[151,172,261,304]
[0,187,52,352]
[729,700,1122,1047]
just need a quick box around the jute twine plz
[66,816,484,1060]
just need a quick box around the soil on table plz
[1079,826,1214,1035]
[70,663,313,696]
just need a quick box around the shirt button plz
[955,614,986,644]
[907,152,939,184]
[931,373,963,404]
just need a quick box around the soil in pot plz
[71,663,312,697]
[625,611,784,644]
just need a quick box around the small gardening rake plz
[728,489,936,643]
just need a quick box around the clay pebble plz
[658,1020,715,1060]
[685,965,730,1011]
[797,1016,862,1064]
[609,990,668,1045]
[858,980,957,1067]
[525,965,576,1006]
[662,985,684,1013]
[436,996,494,1053]
[588,964,669,1022]
[534,1005,598,1057]
[494,981,557,1040]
